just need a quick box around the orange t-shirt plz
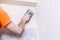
[0,8,11,28]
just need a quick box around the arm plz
[5,13,30,34]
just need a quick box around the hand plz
[21,13,30,23]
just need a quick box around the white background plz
[36,0,60,40]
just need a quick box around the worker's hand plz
[21,13,30,23]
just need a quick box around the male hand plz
[21,13,30,23]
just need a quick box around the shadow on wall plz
[1,27,38,40]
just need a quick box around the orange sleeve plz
[0,8,11,28]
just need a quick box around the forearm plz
[5,20,26,35]
[5,13,30,34]
[18,20,26,34]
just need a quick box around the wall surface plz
[36,0,60,40]
[0,3,39,40]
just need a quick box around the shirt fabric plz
[0,8,11,28]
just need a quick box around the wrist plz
[20,20,26,24]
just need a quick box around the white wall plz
[15,0,37,2]
[36,0,60,40]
